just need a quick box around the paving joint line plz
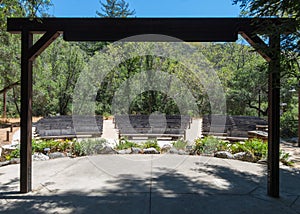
[149,155,153,214]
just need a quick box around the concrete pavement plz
[1,155,300,213]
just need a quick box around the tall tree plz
[96,0,135,18]
[78,0,135,56]
[0,0,52,117]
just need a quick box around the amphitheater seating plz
[33,115,103,139]
[202,115,267,138]
[114,115,191,140]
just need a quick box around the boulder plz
[118,148,132,154]
[131,147,143,154]
[143,147,159,154]
[49,152,66,159]
[233,152,255,162]
[0,161,10,167]
[9,158,20,164]
[161,144,172,154]
[178,150,189,155]
[214,151,234,159]
[33,153,49,161]
[257,159,268,165]
[169,148,179,154]
[98,146,118,154]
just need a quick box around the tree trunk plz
[2,90,7,118]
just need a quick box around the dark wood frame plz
[7,17,295,197]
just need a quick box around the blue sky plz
[50,0,241,17]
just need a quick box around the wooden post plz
[20,29,33,193]
[267,33,280,198]
[6,131,9,141]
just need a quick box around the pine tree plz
[96,0,135,18]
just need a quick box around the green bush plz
[280,150,294,166]
[172,139,188,150]
[32,139,73,153]
[142,139,161,152]
[115,137,141,150]
[71,141,85,156]
[77,138,108,156]
[193,136,226,155]
[228,139,267,162]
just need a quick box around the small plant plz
[79,138,108,155]
[9,147,20,159]
[115,137,141,150]
[71,141,85,156]
[280,150,294,166]
[142,139,161,152]
[193,136,225,155]
[172,139,188,150]
[228,139,267,162]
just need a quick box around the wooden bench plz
[115,115,190,140]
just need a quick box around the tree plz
[78,0,135,56]
[33,38,87,116]
[233,0,300,137]
[96,0,135,18]
[0,0,52,117]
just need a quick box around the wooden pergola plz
[7,17,295,197]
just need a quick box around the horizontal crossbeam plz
[7,18,293,42]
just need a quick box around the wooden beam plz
[267,33,281,198]
[20,29,33,193]
[7,18,293,42]
[239,31,271,62]
[28,31,60,61]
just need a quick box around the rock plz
[257,159,268,165]
[178,150,189,155]
[118,148,132,154]
[169,148,179,154]
[98,146,118,154]
[214,151,234,159]
[0,161,10,167]
[131,147,142,154]
[44,148,51,154]
[9,158,20,164]
[33,153,49,161]
[143,147,159,154]
[49,152,66,159]
[233,152,255,162]
[161,144,171,154]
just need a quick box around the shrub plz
[280,150,294,166]
[77,138,108,156]
[32,139,73,153]
[142,139,161,152]
[194,136,226,155]
[172,139,188,150]
[115,137,141,150]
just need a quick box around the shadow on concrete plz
[0,159,300,213]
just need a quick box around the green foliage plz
[228,139,268,161]
[172,139,188,150]
[142,139,161,152]
[280,108,298,138]
[115,137,140,150]
[280,150,294,166]
[97,0,135,18]
[71,141,85,156]
[194,136,226,155]
[32,139,73,153]
[5,147,20,160]
[77,139,108,156]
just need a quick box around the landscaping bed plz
[0,136,294,167]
